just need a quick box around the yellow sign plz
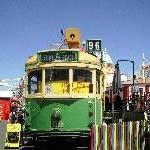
[7,123,21,132]
[5,123,21,148]
[65,28,81,48]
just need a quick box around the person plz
[17,108,24,124]
[9,111,18,123]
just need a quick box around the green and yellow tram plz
[23,28,105,149]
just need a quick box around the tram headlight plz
[51,108,62,128]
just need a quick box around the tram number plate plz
[86,39,101,52]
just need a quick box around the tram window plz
[139,88,143,95]
[28,70,42,94]
[73,69,92,82]
[45,69,69,82]
[96,71,100,94]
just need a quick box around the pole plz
[117,60,135,87]
[116,60,135,110]
[129,60,135,87]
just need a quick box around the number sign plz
[38,51,78,62]
[86,39,101,52]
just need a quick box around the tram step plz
[76,147,89,149]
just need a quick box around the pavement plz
[0,120,7,150]
[0,120,20,150]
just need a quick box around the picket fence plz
[90,121,148,150]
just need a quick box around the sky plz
[0,0,150,79]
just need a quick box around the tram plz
[22,28,105,149]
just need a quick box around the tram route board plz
[38,51,78,62]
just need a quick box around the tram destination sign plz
[38,51,78,62]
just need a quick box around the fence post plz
[129,121,132,150]
[107,125,110,150]
[99,125,103,150]
[123,122,125,150]
[103,123,107,150]
[124,122,127,150]
[136,121,140,150]
[113,123,117,150]
[90,127,94,150]
[93,125,98,150]
[110,125,112,150]
[127,122,130,150]
[119,122,122,150]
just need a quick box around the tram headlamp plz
[52,109,62,119]
[51,108,62,128]
[88,101,93,108]
[89,112,93,117]
[88,121,93,128]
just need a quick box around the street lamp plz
[117,60,135,88]
[111,60,135,122]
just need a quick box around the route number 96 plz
[86,39,101,52]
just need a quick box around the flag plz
[61,29,64,36]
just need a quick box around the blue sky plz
[0,0,150,79]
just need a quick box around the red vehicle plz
[0,91,12,120]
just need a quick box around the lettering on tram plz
[38,51,78,62]
[45,69,69,94]
[73,69,93,93]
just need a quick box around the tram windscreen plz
[45,69,69,82]
[73,69,92,82]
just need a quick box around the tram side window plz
[73,69,92,82]
[45,69,69,82]
[28,70,42,94]
[96,71,100,94]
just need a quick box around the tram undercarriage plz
[22,131,90,150]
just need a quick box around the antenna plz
[58,29,67,49]
[142,52,146,82]
[142,53,145,66]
